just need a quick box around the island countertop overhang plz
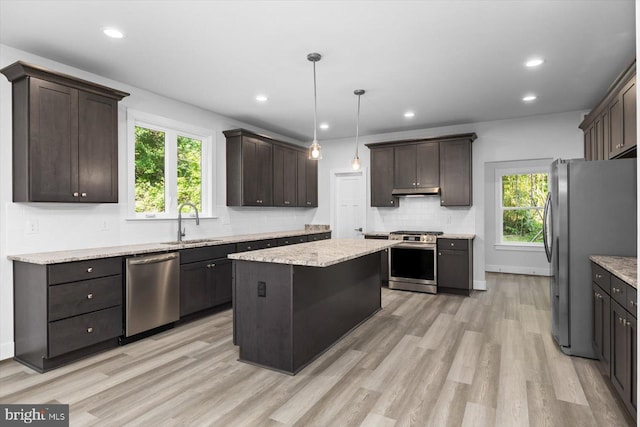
[228,238,398,267]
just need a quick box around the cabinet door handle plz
[87,327,93,333]
[612,287,619,293]
[417,182,420,186]
[630,300,636,307]
[207,263,216,268]
[87,267,93,273]
[390,200,394,204]
[307,201,312,205]
[595,274,602,279]
[267,243,271,247]
[284,201,290,204]
[619,317,624,324]
[73,192,79,197]
[412,182,416,186]
[81,193,87,197]
[624,319,631,326]
[246,246,252,250]
[87,293,93,299]
[438,252,442,256]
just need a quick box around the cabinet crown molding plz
[1,61,130,101]
[365,132,477,149]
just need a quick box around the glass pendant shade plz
[307,53,322,160]
[351,155,361,170]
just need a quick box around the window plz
[497,169,548,245]
[127,110,213,218]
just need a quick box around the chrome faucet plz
[178,202,200,242]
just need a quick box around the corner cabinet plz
[1,61,129,203]
[581,61,636,160]
[224,129,317,207]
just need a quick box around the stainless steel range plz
[388,230,443,294]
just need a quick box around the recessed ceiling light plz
[103,27,124,39]
[404,111,415,118]
[319,123,329,130]
[525,58,544,68]
[522,94,537,102]
[255,95,268,102]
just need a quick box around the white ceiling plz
[0,1,635,141]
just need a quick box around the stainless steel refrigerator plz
[544,158,637,357]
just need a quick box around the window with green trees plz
[129,111,212,218]
[500,172,548,244]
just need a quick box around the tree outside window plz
[500,172,548,244]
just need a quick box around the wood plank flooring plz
[0,273,634,426]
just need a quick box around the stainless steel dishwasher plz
[125,252,180,337]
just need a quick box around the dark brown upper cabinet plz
[224,128,317,208]
[1,61,129,203]
[369,146,398,207]
[273,145,297,207]
[367,133,475,208]
[440,138,473,207]
[393,142,439,193]
[581,60,636,160]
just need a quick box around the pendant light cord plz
[355,93,361,157]
[313,60,318,143]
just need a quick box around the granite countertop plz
[228,238,398,267]
[8,228,332,265]
[363,231,390,237]
[590,255,637,289]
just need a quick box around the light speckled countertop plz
[8,229,331,265]
[229,238,398,267]
[590,255,637,289]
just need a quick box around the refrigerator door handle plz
[543,192,552,262]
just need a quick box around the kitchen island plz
[229,238,397,374]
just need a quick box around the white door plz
[334,172,365,238]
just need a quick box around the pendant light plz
[351,89,365,170]
[307,52,322,160]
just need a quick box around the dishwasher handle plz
[128,253,179,265]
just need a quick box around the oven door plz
[389,243,436,286]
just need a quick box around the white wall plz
[0,44,318,359]
[313,111,586,288]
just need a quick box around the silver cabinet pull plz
[87,293,93,299]
[267,243,271,247]
[284,201,290,204]
[87,267,93,273]
[624,319,632,326]
[73,192,79,197]
[87,327,93,333]
[307,201,312,205]
[630,300,636,307]
[390,200,394,204]
[207,263,216,269]
[247,246,252,250]
[417,182,420,186]
[438,252,442,256]
[412,182,416,186]
[612,287,620,293]
[595,274,603,279]
[81,193,87,197]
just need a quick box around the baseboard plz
[0,341,14,361]
[485,264,552,276]
[473,280,487,290]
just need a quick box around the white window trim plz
[495,165,549,247]
[126,109,216,219]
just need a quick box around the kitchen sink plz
[161,238,223,245]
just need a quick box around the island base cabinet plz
[233,253,381,374]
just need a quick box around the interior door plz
[335,172,364,238]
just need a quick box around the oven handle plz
[393,243,436,249]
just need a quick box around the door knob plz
[355,228,363,232]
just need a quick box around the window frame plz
[127,109,215,220]
[495,165,549,248]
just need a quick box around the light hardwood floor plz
[0,273,634,426]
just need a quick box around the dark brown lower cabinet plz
[592,261,636,421]
[592,282,611,376]
[180,256,233,317]
[437,238,473,296]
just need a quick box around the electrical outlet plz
[101,219,110,231]
[257,281,266,297]
[25,219,39,234]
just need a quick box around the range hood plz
[391,186,440,196]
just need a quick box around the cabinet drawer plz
[48,306,122,357]
[592,263,611,293]
[308,232,331,241]
[278,235,308,246]
[611,275,628,308]
[237,239,277,252]
[180,244,237,264]
[437,239,468,251]
[49,275,122,321]
[48,257,122,285]
[626,285,637,317]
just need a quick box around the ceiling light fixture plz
[525,58,544,68]
[319,123,329,130]
[255,95,268,102]
[522,94,537,102]
[351,89,365,170]
[307,52,322,160]
[103,27,124,39]
[404,111,415,118]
